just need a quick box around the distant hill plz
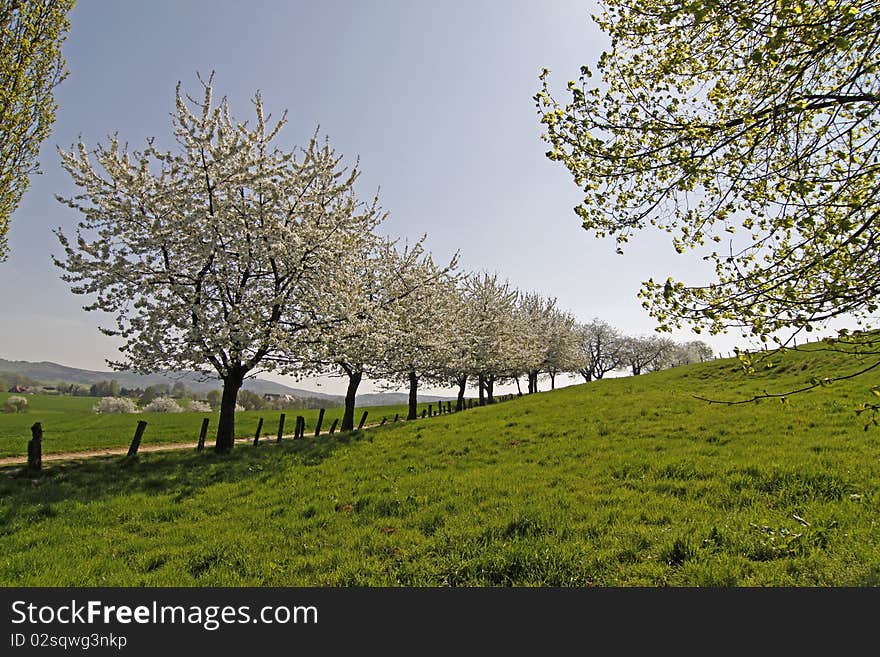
[0,358,453,406]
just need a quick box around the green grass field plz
[1,344,879,585]
[0,394,443,457]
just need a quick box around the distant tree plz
[187,400,211,413]
[668,340,714,367]
[515,293,562,394]
[576,320,624,381]
[89,379,119,397]
[1,372,37,389]
[54,76,383,451]
[205,389,222,411]
[450,273,519,406]
[236,389,265,411]
[541,308,580,390]
[620,335,677,376]
[0,0,75,260]
[2,395,28,413]
[139,384,169,406]
[92,396,138,414]
[143,396,182,413]
[119,386,142,398]
[170,381,188,398]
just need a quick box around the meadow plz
[0,394,439,458]
[1,343,879,586]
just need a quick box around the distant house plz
[263,393,296,402]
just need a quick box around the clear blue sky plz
[1,0,744,396]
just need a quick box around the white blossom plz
[143,396,183,413]
[93,396,139,414]
[54,75,384,450]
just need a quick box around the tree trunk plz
[478,374,485,406]
[486,377,495,404]
[215,369,245,452]
[456,376,467,411]
[407,370,419,420]
[528,371,538,393]
[341,368,363,431]
[515,377,522,396]
[549,371,556,390]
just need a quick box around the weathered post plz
[315,409,325,437]
[329,418,339,434]
[276,413,286,442]
[421,409,427,419]
[127,420,148,458]
[428,404,432,417]
[358,411,369,430]
[447,401,452,413]
[27,422,42,473]
[197,417,209,451]
[296,416,305,439]
[393,413,399,422]
[380,417,387,426]
[253,417,264,446]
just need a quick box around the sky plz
[0,0,750,397]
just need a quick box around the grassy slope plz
[0,395,439,457]
[1,344,878,586]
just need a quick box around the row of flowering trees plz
[379,274,714,416]
[53,77,466,450]
[53,77,711,452]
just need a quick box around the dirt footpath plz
[0,435,270,468]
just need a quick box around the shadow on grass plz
[0,430,372,528]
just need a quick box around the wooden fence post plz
[421,409,427,419]
[329,419,339,434]
[27,422,42,473]
[127,420,148,458]
[296,416,305,439]
[428,404,433,417]
[253,417,264,446]
[358,411,369,430]
[315,409,325,437]
[197,418,209,451]
[276,413,286,442]
[380,417,387,426]
[446,401,451,414]
[393,413,399,422]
